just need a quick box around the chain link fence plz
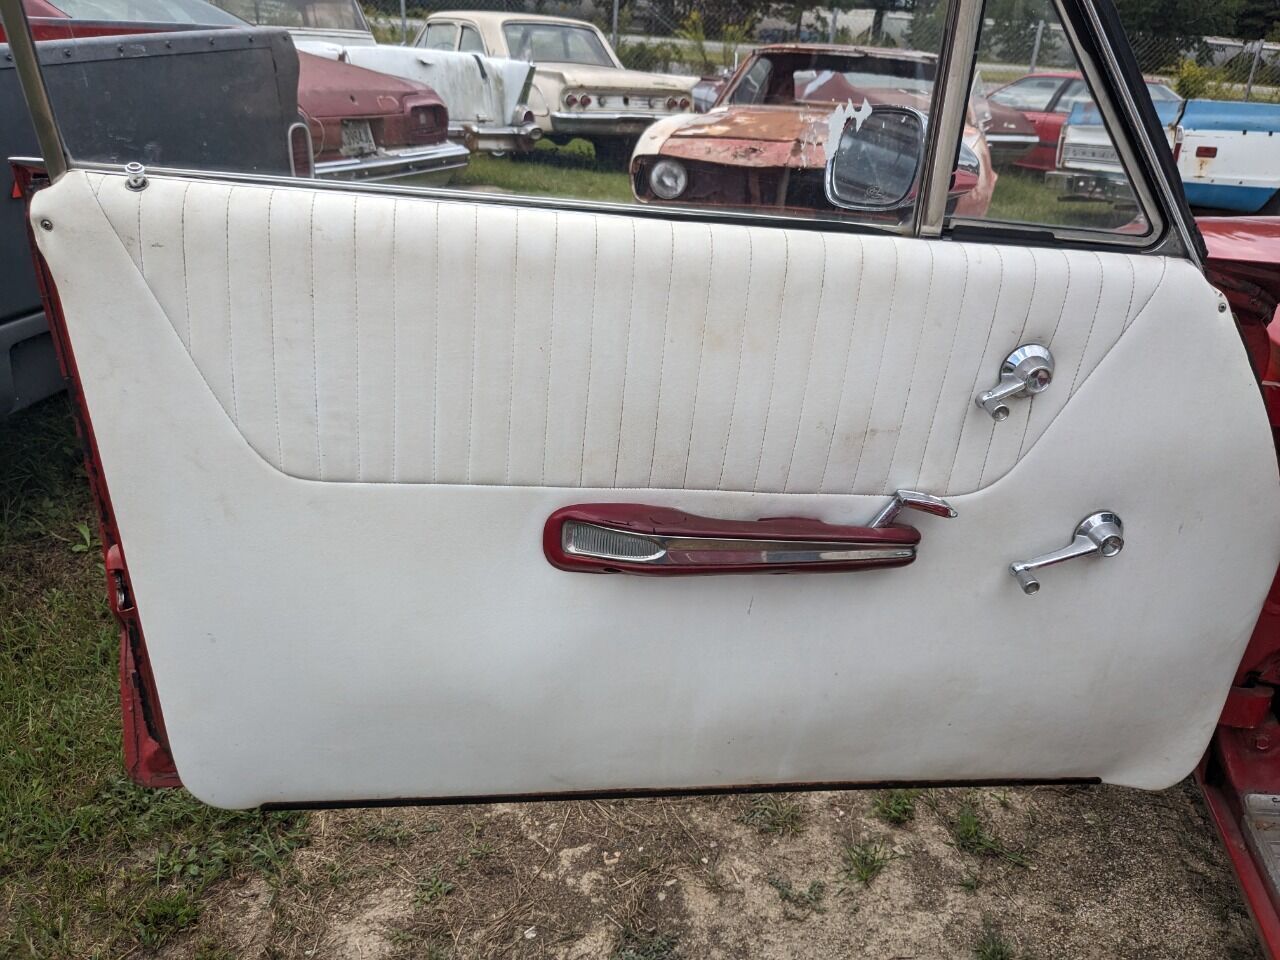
[364,0,1280,103]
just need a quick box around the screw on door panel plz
[38,218,52,231]
[124,162,148,191]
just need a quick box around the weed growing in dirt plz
[839,839,901,888]
[973,918,1018,959]
[614,928,680,960]
[949,801,1029,867]
[415,867,456,906]
[872,789,922,825]
[767,874,827,913]
[741,795,805,836]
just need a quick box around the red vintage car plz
[987,69,1181,172]
[9,0,468,182]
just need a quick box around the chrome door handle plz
[1010,511,1123,595]
[976,344,1054,421]
[869,489,957,527]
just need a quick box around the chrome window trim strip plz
[0,0,68,180]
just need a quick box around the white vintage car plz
[414,11,697,165]
[215,0,542,154]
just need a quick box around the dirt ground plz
[162,781,1260,960]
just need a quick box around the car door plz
[7,0,1280,810]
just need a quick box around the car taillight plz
[666,97,677,109]
[566,94,579,107]
[580,95,592,107]
[679,97,690,109]
[409,104,445,142]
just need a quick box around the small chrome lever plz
[1010,511,1123,595]
[976,344,1054,421]
[870,490,957,528]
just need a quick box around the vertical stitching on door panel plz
[267,190,283,471]
[817,235,867,493]
[1124,259,1164,333]
[647,222,677,486]
[309,193,323,479]
[752,232,791,492]
[431,203,441,482]
[716,228,755,490]
[977,248,1037,489]
[353,199,363,480]
[179,183,193,350]
[611,220,639,486]
[680,225,716,489]
[880,242,934,494]
[465,206,480,481]
[780,232,827,493]
[540,212,561,484]
[916,244,971,490]
[944,245,1005,492]
[504,210,521,484]
[391,199,400,482]
[224,187,239,424]
[849,240,900,493]
[1066,252,1106,398]
[1016,250,1072,462]
[579,218,601,486]
[135,183,145,278]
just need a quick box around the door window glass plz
[419,21,459,50]
[458,24,485,54]
[964,0,1158,235]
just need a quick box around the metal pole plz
[1029,19,1045,73]
[0,0,68,180]
[1244,40,1263,102]
[828,6,838,43]
[400,0,407,44]
[611,0,619,48]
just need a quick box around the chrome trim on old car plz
[976,344,1055,421]
[0,0,67,180]
[314,140,470,183]
[1010,511,1124,595]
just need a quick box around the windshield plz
[50,0,245,24]
[501,22,614,67]
[212,0,367,31]
[727,51,935,107]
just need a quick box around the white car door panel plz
[34,169,1280,808]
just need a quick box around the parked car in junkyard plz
[215,0,542,156]
[630,44,996,217]
[0,21,304,417]
[987,69,1181,171]
[20,0,467,183]
[1055,97,1280,214]
[414,11,697,166]
[17,0,1280,953]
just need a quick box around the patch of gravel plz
[170,780,1261,960]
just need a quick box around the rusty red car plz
[11,0,468,182]
[630,43,997,217]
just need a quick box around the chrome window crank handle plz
[977,344,1054,421]
[1010,512,1123,595]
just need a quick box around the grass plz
[973,918,1018,960]
[767,874,827,913]
[949,800,1030,867]
[0,398,309,958]
[839,838,901,889]
[871,788,922,826]
[740,794,806,836]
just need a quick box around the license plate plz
[340,120,377,158]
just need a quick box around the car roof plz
[753,42,937,63]
[428,10,600,31]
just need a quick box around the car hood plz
[297,50,440,118]
[539,63,695,93]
